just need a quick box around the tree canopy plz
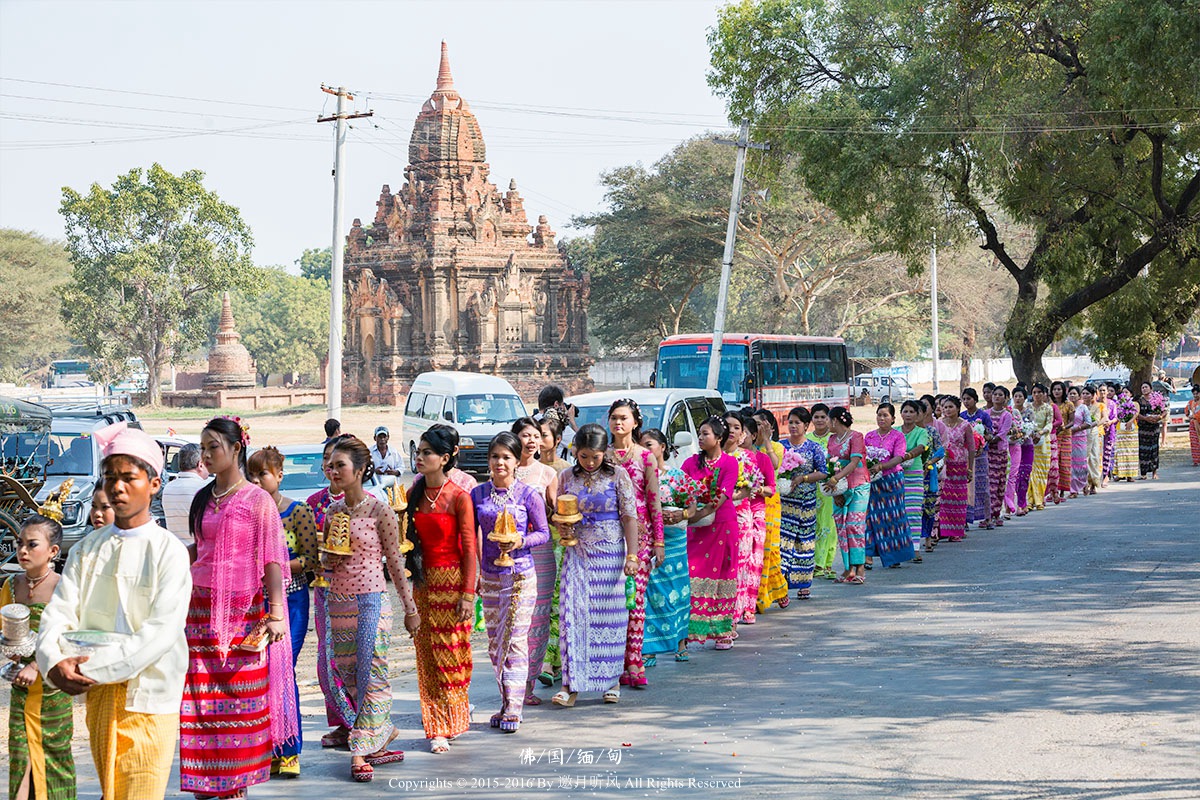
[0,229,74,382]
[708,0,1200,383]
[59,164,262,404]
[297,247,331,283]
[232,267,330,385]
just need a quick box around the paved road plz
[54,458,1200,798]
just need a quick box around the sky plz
[0,0,734,269]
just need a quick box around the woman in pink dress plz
[721,412,762,626]
[736,413,775,624]
[937,396,977,541]
[606,399,663,689]
[680,416,739,650]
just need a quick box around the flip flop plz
[351,763,374,783]
[321,729,349,748]
[364,749,405,766]
[849,575,865,585]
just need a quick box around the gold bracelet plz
[267,614,284,622]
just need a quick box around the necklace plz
[348,493,372,513]
[611,445,635,465]
[490,482,513,506]
[423,481,446,507]
[212,478,244,512]
[26,568,53,590]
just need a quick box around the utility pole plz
[318,85,372,422]
[707,121,769,395]
[930,229,940,393]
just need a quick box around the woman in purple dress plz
[472,433,551,732]
[960,388,992,525]
[550,425,639,707]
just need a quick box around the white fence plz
[894,355,1102,385]
[589,360,654,388]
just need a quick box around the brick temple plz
[342,42,593,403]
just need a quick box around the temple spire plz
[216,291,239,344]
[435,40,455,94]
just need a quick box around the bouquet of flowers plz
[776,448,805,495]
[735,451,765,495]
[1145,391,1166,413]
[971,421,987,450]
[687,467,721,527]
[864,445,892,481]
[819,454,847,497]
[1115,394,1139,423]
[660,470,702,510]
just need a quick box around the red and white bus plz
[653,333,852,422]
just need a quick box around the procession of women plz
[4,377,1185,798]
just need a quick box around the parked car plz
[1167,387,1192,432]
[401,371,527,478]
[32,401,140,557]
[565,388,727,468]
[256,444,390,504]
[853,374,916,404]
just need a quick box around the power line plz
[0,77,312,113]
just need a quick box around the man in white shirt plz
[38,422,191,798]
[369,425,404,486]
[160,443,208,542]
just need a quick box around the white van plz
[401,372,528,477]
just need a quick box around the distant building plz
[343,42,593,403]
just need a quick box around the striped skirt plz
[1087,430,1103,488]
[1046,435,1059,503]
[866,471,914,567]
[779,488,819,592]
[544,537,564,673]
[1139,427,1160,476]
[1071,434,1089,493]
[87,682,176,800]
[735,501,766,620]
[1057,431,1073,493]
[1191,420,1200,466]
[623,523,652,688]
[9,673,75,800]
[902,466,924,552]
[987,442,1009,523]
[686,513,738,642]
[1017,443,1035,510]
[481,568,536,718]
[834,484,869,567]
[181,588,272,795]
[560,537,627,692]
[921,467,940,541]
[757,492,788,610]
[1103,427,1116,475]
[316,588,394,755]
[1113,424,1139,478]
[970,444,990,521]
[939,460,970,540]
[526,540,557,688]
[414,566,473,738]
[642,523,690,655]
[1027,441,1051,509]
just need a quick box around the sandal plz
[603,687,621,704]
[537,671,555,687]
[499,715,521,733]
[352,763,374,783]
[714,639,733,651]
[524,693,542,706]
[490,712,503,728]
[849,575,865,585]
[276,755,300,778]
[778,596,790,609]
[551,690,577,707]
[321,727,350,748]
[364,749,405,766]
[431,736,450,754]
[675,649,690,662]
[644,655,657,668]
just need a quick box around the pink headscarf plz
[93,422,165,477]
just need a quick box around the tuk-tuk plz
[1,396,53,566]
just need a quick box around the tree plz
[233,268,330,385]
[571,139,729,353]
[708,0,1200,384]
[0,230,74,381]
[297,247,331,283]
[59,164,261,404]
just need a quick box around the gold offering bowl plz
[487,510,522,567]
[320,512,353,556]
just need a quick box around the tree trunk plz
[959,320,976,393]
[144,352,164,406]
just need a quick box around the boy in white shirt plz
[37,422,192,798]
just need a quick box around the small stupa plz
[204,292,256,390]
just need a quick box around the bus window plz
[760,342,777,360]
[828,357,846,383]
[777,343,796,360]
[797,362,814,382]
[761,361,778,385]
[796,344,815,362]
